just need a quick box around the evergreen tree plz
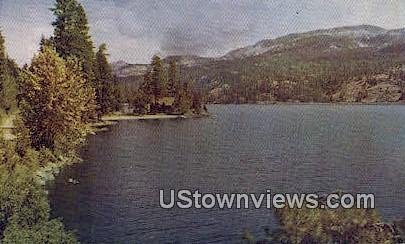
[19,46,96,153]
[51,0,95,81]
[39,35,54,52]
[167,60,177,96]
[140,70,153,104]
[111,76,122,111]
[150,55,164,102]
[0,31,5,68]
[174,81,193,114]
[0,31,18,114]
[192,89,203,114]
[0,31,6,103]
[94,44,116,115]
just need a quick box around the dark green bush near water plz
[0,135,77,243]
[244,203,404,244]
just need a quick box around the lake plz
[49,105,405,243]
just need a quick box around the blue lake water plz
[49,105,405,243]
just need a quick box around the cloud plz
[0,0,54,65]
[2,0,405,65]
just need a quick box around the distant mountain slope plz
[112,25,405,103]
[111,61,149,78]
[223,25,405,60]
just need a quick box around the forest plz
[168,29,405,104]
[130,56,205,115]
[0,0,204,241]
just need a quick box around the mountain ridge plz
[112,24,405,104]
[112,24,405,68]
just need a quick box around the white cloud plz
[2,0,405,65]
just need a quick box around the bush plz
[0,140,77,243]
[2,220,76,244]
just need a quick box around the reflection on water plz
[49,105,405,243]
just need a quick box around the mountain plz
[111,61,149,78]
[223,25,388,60]
[112,25,405,103]
[223,25,405,60]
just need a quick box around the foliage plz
[51,0,95,82]
[167,60,177,96]
[134,57,203,114]
[39,35,54,52]
[0,164,49,234]
[177,34,405,103]
[0,31,6,100]
[18,46,95,153]
[94,44,119,115]
[51,0,120,116]
[150,55,165,101]
[192,89,203,114]
[271,206,395,243]
[0,31,18,114]
[173,81,193,114]
[12,117,32,157]
[0,72,18,114]
[245,197,398,244]
[2,219,77,244]
[0,8,90,241]
[130,89,149,115]
[0,139,77,243]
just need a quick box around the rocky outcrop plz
[333,74,403,103]
[363,83,402,103]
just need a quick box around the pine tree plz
[94,44,115,115]
[0,31,5,65]
[140,71,154,104]
[192,89,203,114]
[19,46,96,153]
[0,31,6,101]
[0,31,18,114]
[174,81,193,114]
[150,55,164,102]
[167,60,177,97]
[39,35,53,52]
[51,0,95,81]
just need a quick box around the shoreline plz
[37,112,210,186]
[102,114,187,121]
[36,155,82,187]
[102,112,210,122]
[209,101,405,106]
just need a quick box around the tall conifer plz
[150,56,164,102]
[167,60,177,97]
[52,0,95,81]
[0,31,6,96]
[94,44,116,115]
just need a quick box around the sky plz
[1,0,405,65]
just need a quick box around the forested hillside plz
[114,25,405,104]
